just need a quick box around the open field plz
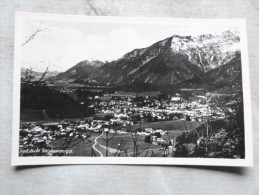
[23,120,202,157]
[20,117,86,124]
[95,120,202,157]
[97,133,163,157]
[114,90,161,97]
[131,120,202,131]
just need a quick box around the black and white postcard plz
[12,12,253,166]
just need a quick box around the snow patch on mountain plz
[128,67,140,75]
[169,31,240,71]
[140,55,157,67]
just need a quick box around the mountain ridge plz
[54,31,241,93]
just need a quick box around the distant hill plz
[20,86,93,119]
[55,60,104,81]
[21,68,59,81]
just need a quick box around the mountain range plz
[21,68,59,81]
[54,30,242,93]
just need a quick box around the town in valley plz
[19,28,245,159]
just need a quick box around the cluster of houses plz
[137,128,169,145]
[86,92,226,125]
[19,121,95,155]
[19,118,131,155]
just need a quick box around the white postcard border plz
[12,12,253,166]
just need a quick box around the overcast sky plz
[19,17,239,72]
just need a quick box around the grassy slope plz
[131,120,202,131]
[48,133,100,156]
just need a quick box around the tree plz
[147,113,153,122]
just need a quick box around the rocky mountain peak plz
[166,31,240,71]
